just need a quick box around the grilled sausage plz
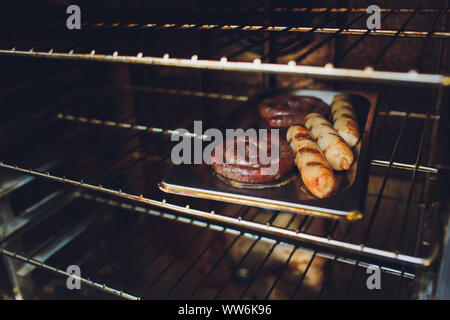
[211,133,295,184]
[331,95,360,147]
[287,126,335,198]
[259,95,330,128]
[304,113,354,171]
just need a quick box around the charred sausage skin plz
[259,95,330,128]
[211,134,295,184]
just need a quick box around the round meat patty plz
[211,133,295,184]
[259,95,330,128]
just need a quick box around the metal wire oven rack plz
[0,83,443,264]
[0,81,441,298]
[0,3,448,299]
[0,6,448,85]
[0,191,416,300]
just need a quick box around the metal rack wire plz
[0,193,415,300]
[0,7,448,86]
[0,81,440,269]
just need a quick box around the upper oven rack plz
[0,6,448,86]
[1,50,446,87]
[0,82,441,268]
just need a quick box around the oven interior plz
[0,0,449,300]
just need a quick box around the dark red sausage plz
[259,95,330,128]
[211,133,294,184]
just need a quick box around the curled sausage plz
[304,113,354,171]
[331,95,360,147]
[259,95,330,128]
[287,126,335,198]
[211,133,295,184]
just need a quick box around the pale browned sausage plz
[287,126,335,198]
[304,113,354,171]
[331,95,360,147]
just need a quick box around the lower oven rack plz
[0,193,416,300]
[0,84,441,271]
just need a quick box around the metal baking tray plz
[159,89,378,221]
